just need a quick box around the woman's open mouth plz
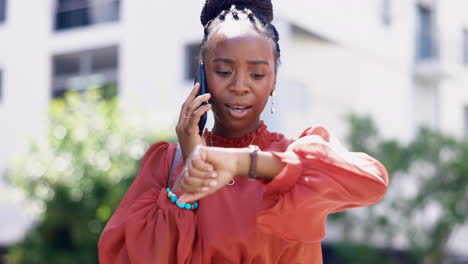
[225,104,252,119]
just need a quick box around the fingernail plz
[211,172,217,178]
[201,187,210,191]
[209,181,217,187]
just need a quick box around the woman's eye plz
[251,73,265,79]
[216,71,231,77]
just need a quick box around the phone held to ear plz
[197,62,209,135]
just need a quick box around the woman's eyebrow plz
[247,60,269,66]
[212,58,269,66]
[212,58,234,64]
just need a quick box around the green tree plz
[330,114,468,264]
[6,89,174,264]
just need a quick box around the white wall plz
[283,31,415,141]
[0,0,55,245]
[0,0,53,171]
[275,0,468,142]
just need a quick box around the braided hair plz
[199,0,281,71]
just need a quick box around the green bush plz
[6,89,174,264]
[330,114,468,263]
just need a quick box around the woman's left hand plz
[177,145,245,204]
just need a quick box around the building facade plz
[0,0,467,257]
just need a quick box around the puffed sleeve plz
[256,126,389,243]
[98,142,197,264]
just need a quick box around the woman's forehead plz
[207,33,274,62]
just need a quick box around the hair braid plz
[244,7,255,22]
[219,9,227,21]
[231,7,239,20]
[268,24,281,59]
[200,0,281,70]
[201,0,273,27]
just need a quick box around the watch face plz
[249,145,259,151]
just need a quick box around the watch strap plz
[248,145,259,179]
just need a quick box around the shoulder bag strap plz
[167,143,182,188]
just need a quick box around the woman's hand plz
[176,83,212,161]
[174,145,246,204]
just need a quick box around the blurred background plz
[1,0,468,263]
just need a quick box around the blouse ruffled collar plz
[203,121,280,149]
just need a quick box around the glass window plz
[463,28,468,66]
[54,0,120,31]
[91,46,118,71]
[53,53,81,75]
[52,46,119,98]
[0,70,3,102]
[0,0,6,23]
[382,0,391,26]
[416,5,434,61]
[185,43,201,81]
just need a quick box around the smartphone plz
[196,61,209,135]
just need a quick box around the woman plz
[98,0,389,263]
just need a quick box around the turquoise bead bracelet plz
[166,188,199,210]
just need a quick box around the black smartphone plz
[196,61,209,135]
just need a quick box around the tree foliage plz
[330,114,468,264]
[6,89,174,264]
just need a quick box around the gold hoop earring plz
[270,91,276,114]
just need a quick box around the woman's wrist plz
[235,148,251,177]
[235,148,286,180]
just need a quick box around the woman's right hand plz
[176,83,212,161]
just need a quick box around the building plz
[0,0,467,258]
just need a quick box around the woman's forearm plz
[236,149,286,180]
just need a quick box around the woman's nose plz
[229,74,249,95]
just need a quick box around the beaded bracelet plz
[166,188,199,210]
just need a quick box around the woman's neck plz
[212,121,261,138]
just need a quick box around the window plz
[185,42,201,81]
[465,106,468,138]
[0,0,6,23]
[0,70,3,102]
[52,46,119,98]
[54,0,120,31]
[413,81,438,130]
[463,28,468,66]
[381,0,391,26]
[416,5,434,61]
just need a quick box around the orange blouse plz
[98,122,389,263]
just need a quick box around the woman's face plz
[204,32,277,138]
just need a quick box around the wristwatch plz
[248,145,259,179]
